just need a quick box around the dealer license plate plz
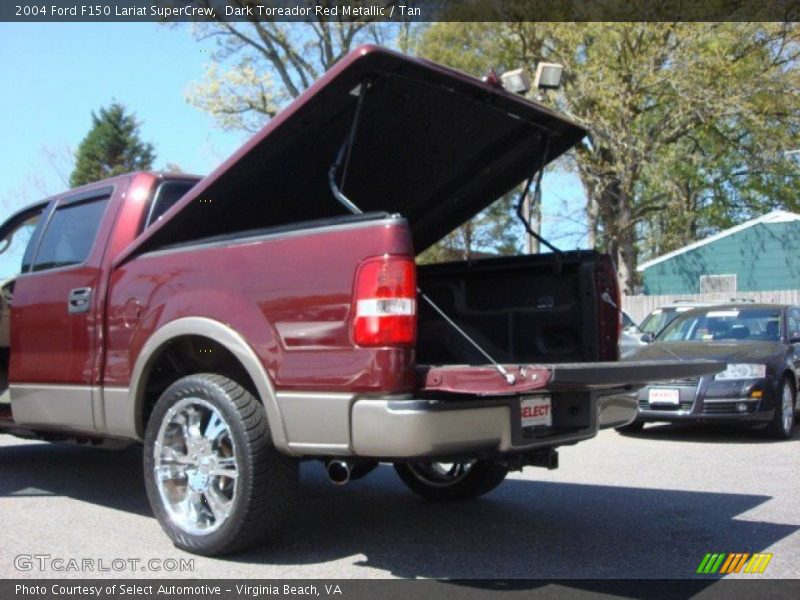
[520,395,552,428]
[648,388,680,405]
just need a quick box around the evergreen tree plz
[69,103,155,187]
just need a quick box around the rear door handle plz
[68,287,92,314]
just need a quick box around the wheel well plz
[139,335,258,432]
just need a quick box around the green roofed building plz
[638,211,800,295]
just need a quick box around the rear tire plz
[394,461,508,501]
[143,374,297,556]
[762,378,796,440]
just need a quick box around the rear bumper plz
[279,389,637,460]
[351,399,519,458]
[275,360,720,457]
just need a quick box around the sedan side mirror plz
[641,332,655,343]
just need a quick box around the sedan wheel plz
[782,382,796,435]
[763,378,796,439]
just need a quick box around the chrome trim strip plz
[10,384,97,433]
[286,442,351,456]
[639,409,692,415]
[703,397,760,403]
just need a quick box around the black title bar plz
[4,579,800,600]
[2,0,800,23]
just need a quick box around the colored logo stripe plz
[697,553,772,574]
[697,553,725,574]
[744,553,773,574]
[720,553,749,574]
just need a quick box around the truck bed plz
[417,251,616,367]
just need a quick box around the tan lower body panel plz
[9,384,96,433]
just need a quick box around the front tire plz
[762,378,796,440]
[394,461,508,501]
[143,374,297,556]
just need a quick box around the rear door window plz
[788,308,800,339]
[31,197,109,272]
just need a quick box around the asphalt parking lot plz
[0,424,798,580]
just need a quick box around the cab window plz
[31,196,109,272]
[788,308,800,340]
[144,181,195,230]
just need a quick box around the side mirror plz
[641,332,655,343]
[790,332,800,344]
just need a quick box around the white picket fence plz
[622,290,800,323]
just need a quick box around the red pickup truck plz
[0,46,718,555]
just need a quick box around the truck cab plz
[0,173,198,428]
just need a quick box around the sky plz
[0,23,246,206]
[0,21,589,270]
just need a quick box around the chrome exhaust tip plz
[326,460,351,486]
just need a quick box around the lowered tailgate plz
[417,360,724,396]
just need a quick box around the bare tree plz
[186,2,408,132]
[1,142,74,212]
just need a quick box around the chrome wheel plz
[395,460,508,501]
[406,462,475,487]
[153,397,238,536]
[781,382,794,435]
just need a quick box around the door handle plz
[67,287,92,314]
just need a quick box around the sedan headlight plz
[714,363,767,380]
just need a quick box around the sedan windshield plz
[640,306,696,335]
[658,308,782,342]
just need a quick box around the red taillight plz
[353,255,417,347]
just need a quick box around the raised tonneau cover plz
[117,45,587,263]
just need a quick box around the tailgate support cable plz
[328,79,369,215]
[418,291,517,386]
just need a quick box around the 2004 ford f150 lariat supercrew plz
[0,46,720,555]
